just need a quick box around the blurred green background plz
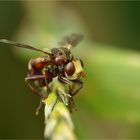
[0,1,140,139]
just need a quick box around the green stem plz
[43,78,77,140]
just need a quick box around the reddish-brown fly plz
[0,34,85,112]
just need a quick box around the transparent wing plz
[0,39,51,55]
[58,34,84,50]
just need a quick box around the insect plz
[0,34,85,113]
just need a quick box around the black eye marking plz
[65,62,75,76]
[59,52,63,55]
[80,59,84,67]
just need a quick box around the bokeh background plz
[0,1,140,139]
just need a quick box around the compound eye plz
[65,62,75,76]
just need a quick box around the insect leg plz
[58,76,77,111]
[68,80,83,112]
[25,75,48,115]
[42,72,50,96]
[25,75,45,97]
[58,76,71,85]
[58,76,73,98]
[70,80,83,96]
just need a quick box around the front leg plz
[58,76,78,112]
[58,76,83,96]
[69,80,83,112]
[58,76,71,85]
[70,80,83,96]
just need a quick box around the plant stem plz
[43,78,77,140]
